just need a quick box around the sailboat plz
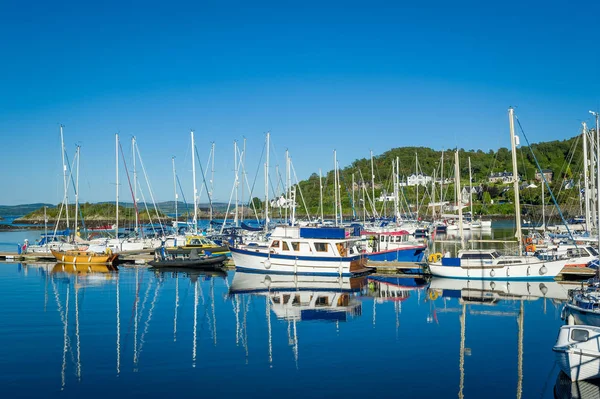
[427,108,594,280]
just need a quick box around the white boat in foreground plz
[554,325,600,382]
[229,226,370,276]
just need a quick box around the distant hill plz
[96,201,231,214]
[0,203,55,217]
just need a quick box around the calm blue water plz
[0,261,583,398]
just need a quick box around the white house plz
[405,173,432,187]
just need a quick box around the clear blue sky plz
[1,0,599,205]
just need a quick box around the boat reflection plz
[554,371,600,399]
[229,272,366,322]
[428,278,571,304]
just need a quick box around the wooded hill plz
[280,134,587,218]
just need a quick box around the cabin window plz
[271,240,280,248]
[571,329,589,342]
[315,242,328,252]
[291,242,300,251]
[272,297,281,304]
[380,236,385,242]
[396,236,402,243]
[315,296,329,307]
[282,241,290,251]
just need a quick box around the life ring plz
[428,252,443,263]
[428,290,439,300]
[525,244,536,252]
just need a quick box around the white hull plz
[555,351,600,382]
[554,325,600,382]
[230,247,358,276]
[229,271,361,293]
[428,258,568,280]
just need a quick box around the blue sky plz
[1,0,599,205]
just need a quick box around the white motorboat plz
[229,225,371,276]
[554,325,600,382]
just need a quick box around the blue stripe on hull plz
[366,248,426,263]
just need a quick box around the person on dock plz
[21,239,28,254]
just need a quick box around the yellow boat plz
[51,249,119,265]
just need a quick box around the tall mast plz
[394,157,400,220]
[115,133,119,238]
[241,138,246,224]
[370,150,376,218]
[132,136,138,234]
[334,150,339,226]
[352,173,356,219]
[319,168,324,223]
[590,124,597,230]
[440,150,444,219]
[541,180,545,230]
[210,142,215,225]
[337,159,343,224]
[286,149,290,223]
[468,157,473,221]
[455,150,464,248]
[264,132,270,231]
[234,140,239,227]
[74,145,80,240]
[60,125,70,231]
[592,111,600,252]
[583,122,591,231]
[191,130,198,235]
[172,157,178,226]
[508,107,523,254]
[415,152,419,220]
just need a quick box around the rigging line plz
[134,143,165,236]
[118,141,140,229]
[249,140,266,207]
[515,115,574,241]
[64,149,87,231]
[194,145,214,216]
[290,160,314,222]
[175,174,191,225]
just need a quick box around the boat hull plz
[230,246,370,276]
[555,350,600,382]
[428,259,567,280]
[51,249,118,265]
[365,246,426,263]
[148,255,227,269]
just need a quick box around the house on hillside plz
[460,186,482,204]
[535,169,553,183]
[488,171,519,184]
[405,173,432,187]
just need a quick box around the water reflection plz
[3,263,573,397]
[554,371,600,399]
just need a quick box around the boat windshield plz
[587,247,599,256]
[490,251,501,258]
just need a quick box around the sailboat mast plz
[60,125,70,232]
[115,133,119,238]
[508,107,523,254]
[286,149,290,223]
[264,132,270,231]
[440,150,444,219]
[593,111,600,252]
[468,157,473,221]
[334,150,339,226]
[210,142,215,225]
[415,152,419,220]
[455,151,464,247]
[132,136,138,234]
[234,141,239,227]
[241,139,245,224]
[394,157,400,220]
[337,159,343,224]
[74,146,80,240]
[370,150,376,218]
[319,168,324,223]
[172,157,178,227]
[352,173,355,219]
[583,122,591,231]
[191,130,198,234]
[542,181,545,230]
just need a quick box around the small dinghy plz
[554,325,600,382]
